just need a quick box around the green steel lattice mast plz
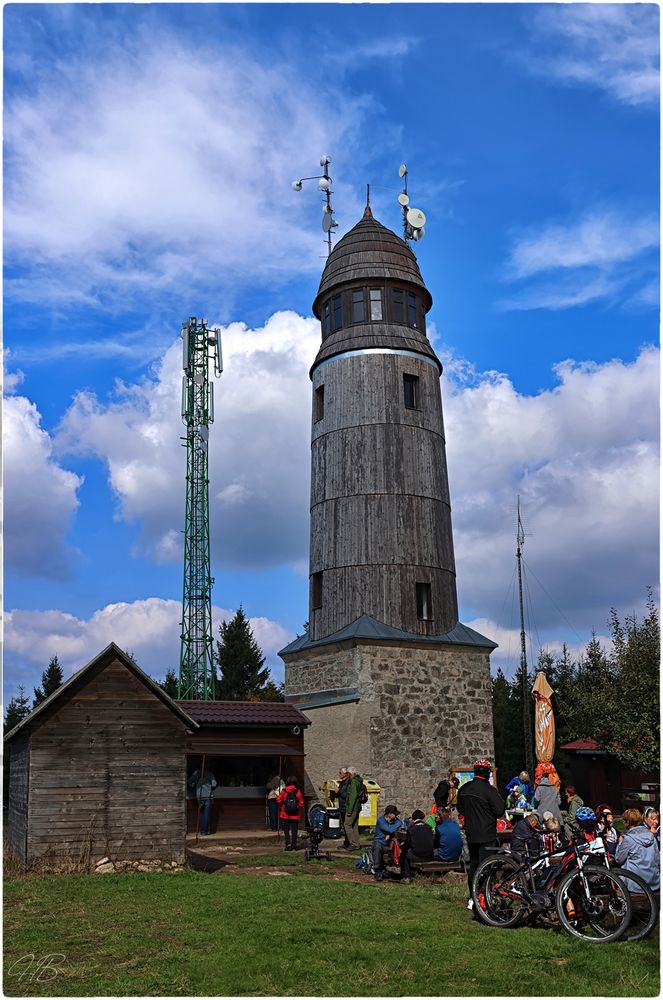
[179,316,223,700]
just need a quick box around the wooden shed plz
[4,643,197,870]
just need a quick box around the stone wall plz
[285,638,494,816]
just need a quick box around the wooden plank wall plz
[27,658,187,866]
[7,734,29,865]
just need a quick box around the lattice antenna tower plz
[179,316,223,700]
[292,155,338,255]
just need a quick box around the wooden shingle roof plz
[177,700,311,727]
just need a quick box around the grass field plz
[4,860,660,997]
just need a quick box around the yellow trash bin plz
[358,779,381,829]
[321,779,339,807]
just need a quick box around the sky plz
[3,2,660,704]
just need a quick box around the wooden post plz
[195,752,206,844]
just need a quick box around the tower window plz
[352,289,365,323]
[311,572,323,610]
[403,373,419,409]
[408,293,418,328]
[416,582,432,621]
[323,301,331,338]
[332,295,342,331]
[314,385,325,423]
[369,288,383,321]
[392,289,404,323]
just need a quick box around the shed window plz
[352,289,365,323]
[311,572,323,610]
[408,293,418,328]
[370,288,383,321]
[314,385,325,423]
[416,582,432,621]
[333,295,342,331]
[323,301,331,338]
[393,289,404,323]
[403,373,419,410]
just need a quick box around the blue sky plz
[4,3,659,701]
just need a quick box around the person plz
[433,771,455,809]
[371,804,403,881]
[344,767,364,850]
[615,808,660,891]
[595,804,618,856]
[505,770,534,802]
[329,767,351,847]
[542,814,564,852]
[188,766,217,836]
[505,784,528,811]
[433,807,463,862]
[510,812,544,858]
[266,774,284,832]
[400,809,434,882]
[533,772,563,825]
[644,807,660,847]
[457,758,506,909]
[276,775,305,851]
[447,776,460,815]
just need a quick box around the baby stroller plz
[305,802,333,862]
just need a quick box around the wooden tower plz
[281,206,496,812]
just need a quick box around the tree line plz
[493,590,659,782]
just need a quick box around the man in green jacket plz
[344,767,364,850]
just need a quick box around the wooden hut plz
[4,643,197,870]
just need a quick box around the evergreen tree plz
[159,669,179,699]
[491,667,512,784]
[33,655,64,708]
[216,607,271,700]
[5,686,31,733]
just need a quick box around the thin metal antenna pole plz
[517,497,534,774]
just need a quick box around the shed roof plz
[4,643,199,742]
[312,210,432,318]
[279,613,497,656]
[559,738,604,752]
[177,700,311,727]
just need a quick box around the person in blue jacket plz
[505,770,534,803]
[433,808,463,862]
[372,804,403,881]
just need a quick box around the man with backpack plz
[457,758,505,910]
[344,767,366,851]
[276,776,305,851]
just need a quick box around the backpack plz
[359,785,369,805]
[284,789,299,816]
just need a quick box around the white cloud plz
[499,210,658,311]
[3,393,83,578]
[4,599,293,700]
[520,5,659,107]
[4,31,371,309]
[55,311,319,570]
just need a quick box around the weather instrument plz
[291,155,338,255]
[179,316,223,700]
[397,164,427,244]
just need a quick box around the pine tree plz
[5,686,32,733]
[216,607,271,700]
[491,667,512,784]
[159,669,179,699]
[33,655,64,708]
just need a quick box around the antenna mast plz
[516,496,534,774]
[292,156,338,255]
[179,316,223,700]
[397,164,426,243]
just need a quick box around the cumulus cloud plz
[498,210,659,311]
[55,311,319,569]
[519,5,659,107]
[3,29,371,310]
[3,393,83,578]
[4,598,293,701]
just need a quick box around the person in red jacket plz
[277,776,305,851]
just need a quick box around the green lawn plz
[4,863,659,997]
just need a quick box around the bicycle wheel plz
[555,865,632,943]
[472,854,530,928]
[612,869,658,942]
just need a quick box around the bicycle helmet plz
[576,806,596,822]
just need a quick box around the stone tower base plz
[282,624,495,816]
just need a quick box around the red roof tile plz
[560,737,603,751]
[176,700,311,727]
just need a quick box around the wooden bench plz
[409,860,465,875]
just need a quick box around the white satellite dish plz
[398,193,410,207]
[406,207,426,229]
[318,177,330,192]
[322,213,333,233]
[398,164,407,177]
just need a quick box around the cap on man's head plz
[384,804,399,816]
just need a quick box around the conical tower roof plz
[312,208,432,319]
